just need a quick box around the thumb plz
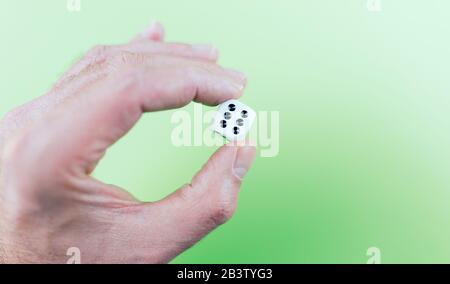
[165,144,255,228]
[190,143,256,221]
[138,144,256,260]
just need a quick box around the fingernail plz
[232,81,245,93]
[233,146,256,180]
[141,21,163,39]
[192,44,219,59]
[226,68,247,85]
[233,167,249,180]
[141,22,156,37]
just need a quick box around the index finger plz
[13,59,246,178]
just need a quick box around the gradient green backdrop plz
[1,0,450,263]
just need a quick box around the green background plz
[1,0,450,263]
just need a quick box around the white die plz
[211,99,256,141]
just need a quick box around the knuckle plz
[182,66,201,86]
[208,200,236,226]
[111,50,129,65]
[110,51,146,68]
[176,185,237,226]
[183,73,198,93]
[176,184,194,202]
[86,44,111,59]
[80,45,113,71]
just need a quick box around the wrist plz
[0,223,10,264]
[0,207,24,263]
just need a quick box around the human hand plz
[0,23,256,264]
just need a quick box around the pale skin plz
[0,23,256,263]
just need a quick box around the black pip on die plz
[212,100,256,141]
